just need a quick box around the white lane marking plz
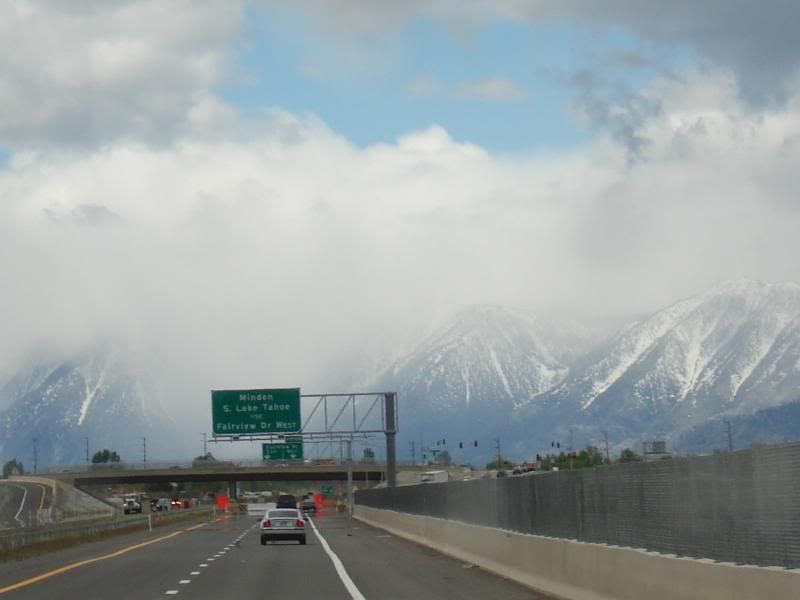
[199,564,208,568]
[179,580,190,584]
[9,484,28,527]
[190,571,200,575]
[165,591,178,595]
[308,519,366,600]
[207,558,215,561]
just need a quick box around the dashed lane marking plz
[190,571,200,576]
[179,580,191,584]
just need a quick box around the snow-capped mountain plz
[370,281,800,459]
[372,305,612,452]
[0,347,184,467]
[544,280,800,447]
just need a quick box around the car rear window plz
[268,510,298,518]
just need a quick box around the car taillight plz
[263,520,271,528]
[295,520,305,527]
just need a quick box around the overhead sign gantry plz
[209,388,398,487]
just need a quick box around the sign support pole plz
[346,438,353,519]
[385,393,397,488]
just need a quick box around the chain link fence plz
[356,442,800,568]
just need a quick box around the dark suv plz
[276,494,297,509]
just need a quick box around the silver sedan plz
[260,508,307,545]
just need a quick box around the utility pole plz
[602,431,610,464]
[33,438,38,474]
[725,421,733,453]
[201,433,208,456]
[142,437,147,466]
[569,427,574,470]
[494,438,502,470]
[84,437,90,465]
[409,441,416,466]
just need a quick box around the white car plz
[260,508,307,545]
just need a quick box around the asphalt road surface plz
[0,481,52,529]
[0,508,553,599]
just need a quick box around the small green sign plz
[321,485,333,496]
[212,388,301,436]
[262,439,304,461]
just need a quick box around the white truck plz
[123,494,142,514]
[420,470,449,484]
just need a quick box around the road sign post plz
[212,388,301,436]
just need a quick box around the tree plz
[2,459,24,478]
[360,448,376,464]
[618,448,642,463]
[91,449,121,463]
[540,446,606,471]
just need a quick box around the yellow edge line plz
[0,519,211,594]
[37,485,46,512]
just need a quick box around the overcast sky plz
[1,1,799,407]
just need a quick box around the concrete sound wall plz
[355,505,800,600]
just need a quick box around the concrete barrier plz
[355,505,800,600]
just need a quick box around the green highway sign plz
[212,388,301,436]
[262,439,304,460]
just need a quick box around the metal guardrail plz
[0,507,214,552]
[356,442,800,569]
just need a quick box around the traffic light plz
[459,442,463,448]
[442,439,446,445]
[473,440,478,447]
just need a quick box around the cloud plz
[2,2,800,438]
[0,0,243,149]
[456,77,525,102]
[3,72,800,412]
[263,1,800,103]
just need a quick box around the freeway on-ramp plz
[0,508,552,599]
[0,481,52,529]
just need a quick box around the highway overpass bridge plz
[40,462,407,488]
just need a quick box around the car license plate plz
[274,520,293,528]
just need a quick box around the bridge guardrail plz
[39,458,396,474]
